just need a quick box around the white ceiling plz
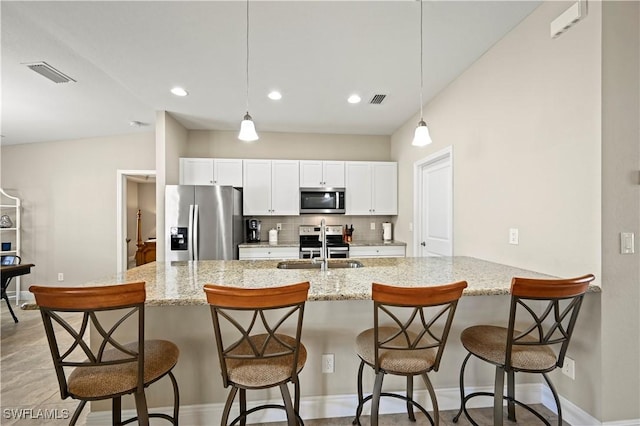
[1,1,540,146]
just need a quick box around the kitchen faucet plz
[318,219,328,271]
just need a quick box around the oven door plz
[327,246,349,259]
[299,247,322,259]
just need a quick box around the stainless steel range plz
[299,225,349,259]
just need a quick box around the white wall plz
[0,132,155,289]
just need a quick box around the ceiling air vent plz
[369,94,387,105]
[26,62,76,84]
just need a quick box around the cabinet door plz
[372,162,398,215]
[271,160,299,215]
[323,161,345,187]
[214,159,243,186]
[180,158,214,185]
[345,162,372,215]
[350,245,405,258]
[299,161,323,188]
[243,160,272,215]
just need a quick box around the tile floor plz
[1,305,566,425]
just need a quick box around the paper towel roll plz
[269,229,278,245]
[382,222,392,241]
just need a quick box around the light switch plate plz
[509,228,519,245]
[621,232,635,254]
[370,222,375,230]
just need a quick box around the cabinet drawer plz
[349,245,406,258]
[239,247,299,260]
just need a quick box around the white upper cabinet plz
[345,161,397,215]
[179,158,243,186]
[299,160,345,188]
[243,160,299,216]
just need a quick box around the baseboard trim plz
[88,383,626,425]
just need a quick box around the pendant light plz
[238,0,258,142]
[412,0,433,147]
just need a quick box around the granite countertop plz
[22,257,600,309]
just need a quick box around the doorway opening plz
[413,147,453,257]
[116,170,156,273]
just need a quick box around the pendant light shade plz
[413,0,433,147]
[239,112,259,142]
[412,120,432,147]
[238,0,258,142]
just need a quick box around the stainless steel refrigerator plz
[165,185,243,261]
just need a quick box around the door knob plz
[421,242,426,246]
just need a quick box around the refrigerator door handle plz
[193,204,200,260]
[188,204,195,260]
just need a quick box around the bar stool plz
[204,281,310,426]
[29,281,180,426]
[453,274,594,426]
[353,281,468,426]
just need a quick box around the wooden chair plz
[29,282,180,426]
[353,281,468,426]
[453,274,594,426]
[203,282,310,426]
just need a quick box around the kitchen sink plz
[276,260,364,269]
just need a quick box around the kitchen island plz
[25,257,601,424]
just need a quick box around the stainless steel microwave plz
[300,188,345,214]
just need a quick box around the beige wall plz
[601,0,640,421]
[0,132,155,288]
[187,130,390,161]
[393,1,601,279]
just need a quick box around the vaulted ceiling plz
[1,1,540,145]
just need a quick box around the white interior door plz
[414,147,453,257]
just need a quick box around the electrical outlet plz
[509,228,519,245]
[276,223,282,231]
[322,353,334,373]
[562,357,575,379]
[57,273,64,282]
[370,222,375,231]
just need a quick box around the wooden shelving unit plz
[1,189,21,304]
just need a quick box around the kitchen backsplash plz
[248,215,393,243]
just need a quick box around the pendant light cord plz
[419,0,424,121]
[245,0,250,113]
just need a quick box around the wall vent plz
[369,94,387,104]
[25,62,76,84]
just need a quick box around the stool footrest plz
[453,391,553,426]
[229,403,305,426]
[353,392,435,426]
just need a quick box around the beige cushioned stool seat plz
[356,326,437,374]
[460,325,556,371]
[227,333,307,388]
[68,339,180,399]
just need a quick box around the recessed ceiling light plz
[170,87,188,97]
[268,91,282,100]
[347,94,361,104]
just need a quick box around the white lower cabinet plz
[349,245,406,258]
[239,247,299,260]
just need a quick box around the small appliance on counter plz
[382,222,392,241]
[246,218,261,243]
[269,228,278,245]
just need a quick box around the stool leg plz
[168,371,180,425]
[371,372,385,426]
[69,400,87,426]
[221,387,238,426]
[239,389,247,426]
[453,352,472,423]
[353,360,365,425]
[112,396,121,426]
[134,390,150,426]
[507,370,516,422]
[542,372,563,426]
[279,383,297,426]
[422,373,439,426]
[493,367,505,426]
[293,374,301,415]
[406,375,416,421]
